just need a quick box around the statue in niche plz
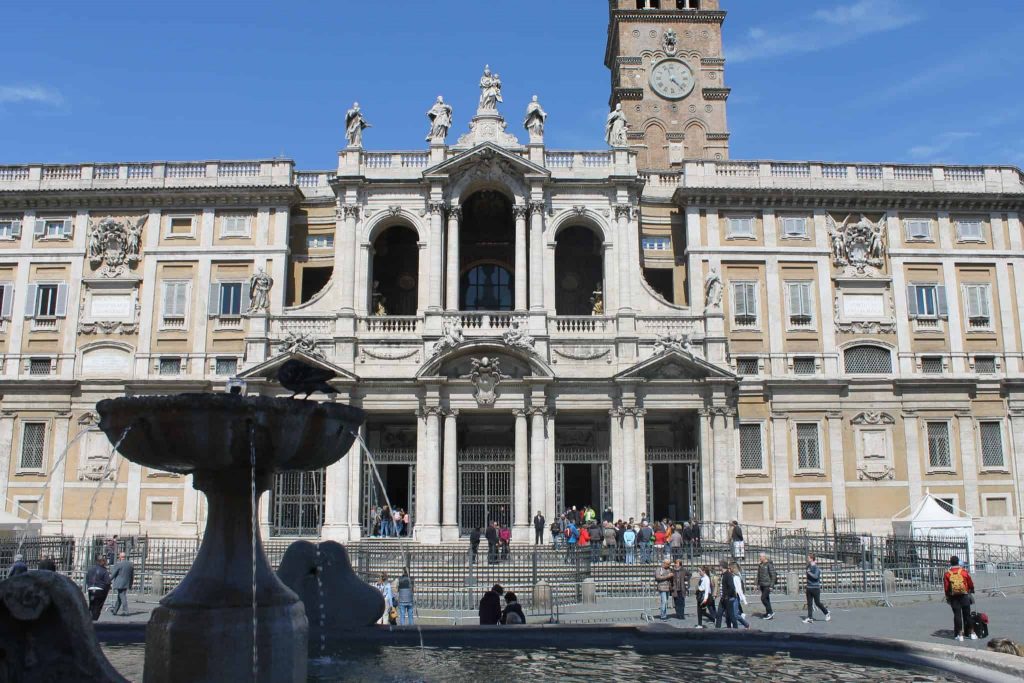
[704,268,723,310]
[605,103,629,147]
[344,102,371,147]
[478,65,503,111]
[425,96,453,143]
[590,288,604,315]
[523,95,547,141]
[247,269,273,314]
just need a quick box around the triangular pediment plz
[237,351,359,383]
[615,349,737,381]
[417,340,554,380]
[423,142,549,179]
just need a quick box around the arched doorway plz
[555,225,604,315]
[459,191,515,311]
[371,225,419,315]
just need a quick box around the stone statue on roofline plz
[426,96,453,143]
[478,65,503,111]
[345,102,371,147]
[524,95,547,142]
[605,103,628,147]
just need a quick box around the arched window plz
[844,345,892,374]
[462,264,513,311]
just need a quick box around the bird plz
[276,359,337,400]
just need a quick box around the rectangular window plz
[29,358,52,376]
[979,421,1004,469]
[306,234,334,249]
[726,216,755,238]
[215,357,238,376]
[936,497,955,514]
[34,284,61,318]
[150,501,174,522]
[219,282,243,316]
[956,219,984,242]
[168,215,195,236]
[796,423,821,470]
[926,422,952,469]
[800,500,823,520]
[786,281,814,328]
[739,424,763,471]
[781,216,808,238]
[34,218,72,239]
[732,282,758,327]
[20,422,46,470]
[736,357,759,375]
[974,356,996,374]
[161,281,189,326]
[641,237,671,251]
[921,356,944,374]
[963,284,991,329]
[0,283,12,319]
[158,358,182,376]
[0,217,21,239]
[220,213,251,238]
[793,357,816,375]
[907,284,947,319]
[905,218,932,240]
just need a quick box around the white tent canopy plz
[892,492,975,567]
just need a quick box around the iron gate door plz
[458,464,513,534]
[645,449,701,522]
[554,449,610,515]
[269,469,324,537]
[361,449,416,535]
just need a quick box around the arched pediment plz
[417,341,554,380]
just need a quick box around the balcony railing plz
[0,160,293,188]
[358,316,422,334]
[636,316,700,337]
[459,312,526,332]
[271,316,334,336]
[552,316,611,335]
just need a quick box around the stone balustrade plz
[0,159,295,189]
[357,316,422,335]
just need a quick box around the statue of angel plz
[124,215,146,258]
[827,214,851,263]
[345,102,371,147]
[605,103,629,147]
[868,215,886,260]
[426,96,453,143]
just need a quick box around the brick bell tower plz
[605,0,730,168]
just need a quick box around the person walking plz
[672,559,689,620]
[756,552,777,620]
[716,562,736,629]
[498,522,512,561]
[655,559,675,620]
[534,511,546,545]
[669,526,684,561]
[943,555,976,641]
[86,556,112,621]
[397,567,415,626]
[108,551,134,617]
[469,526,481,564]
[623,524,637,565]
[7,553,28,578]
[485,521,499,565]
[501,591,527,625]
[637,520,654,564]
[602,522,617,563]
[729,562,751,629]
[564,518,580,564]
[374,572,394,624]
[379,505,391,538]
[479,583,504,625]
[729,520,745,561]
[695,565,716,629]
[802,553,831,624]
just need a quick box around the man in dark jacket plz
[729,520,744,560]
[802,553,831,624]
[86,556,112,621]
[671,559,690,619]
[7,554,28,578]
[478,583,504,625]
[38,556,58,572]
[637,521,654,563]
[485,522,499,565]
[533,511,546,545]
[756,552,777,619]
[469,527,482,564]
[108,552,134,616]
[602,506,614,524]
[500,591,527,625]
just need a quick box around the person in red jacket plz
[579,525,591,548]
[943,555,976,641]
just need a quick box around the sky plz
[2,0,1023,169]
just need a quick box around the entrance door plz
[458,465,512,534]
[647,462,700,522]
[269,469,325,537]
[363,462,415,535]
[556,462,609,515]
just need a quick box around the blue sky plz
[2,0,1023,169]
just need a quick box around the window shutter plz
[161,283,173,316]
[979,287,990,318]
[732,283,745,317]
[62,219,73,238]
[0,285,11,318]
[241,281,251,313]
[936,286,948,317]
[175,283,188,317]
[10,220,21,238]
[745,284,757,316]
[801,284,812,317]
[24,284,38,317]
[55,283,68,317]
[209,283,221,316]
[906,286,918,317]
[34,220,45,237]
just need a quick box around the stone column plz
[956,411,981,517]
[771,412,792,522]
[711,408,736,522]
[428,202,445,310]
[1008,409,1024,545]
[602,244,618,312]
[634,409,647,520]
[46,414,72,526]
[614,204,633,310]
[528,408,547,528]
[528,201,545,310]
[0,413,15,511]
[321,438,355,542]
[514,205,528,310]
[513,409,529,534]
[826,411,847,518]
[124,462,143,528]
[337,204,359,311]
[609,408,624,519]
[699,409,714,521]
[415,406,442,542]
[902,410,924,509]
[445,206,461,310]
[345,424,365,541]
[441,409,459,540]
[621,408,637,520]
[545,411,557,519]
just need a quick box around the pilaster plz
[902,410,923,509]
[0,413,15,511]
[528,201,545,310]
[445,206,461,310]
[337,203,360,311]
[770,412,791,522]
[514,205,528,311]
[427,201,444,311]
[609,408,624,519]
[621,407,637,520]
[614,204,633,311]
[45,413,72,527]
[825,411,847,517]
[956,411,980,517]
[441,409,459,540]
[415,404,442,542]
[634,408,647,520]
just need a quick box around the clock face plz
[650,58,695,100]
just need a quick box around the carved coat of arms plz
[828,214,886,277]
[88,216,146,278]
[463,356,504,407]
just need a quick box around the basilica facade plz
[2,0,1023,545]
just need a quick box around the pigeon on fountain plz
[276,358,337,399]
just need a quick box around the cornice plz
[614,88,645,101]
[611,10,726,25]
[0,186,302,211]
[702,88,730,101]
[674,187,1024,212]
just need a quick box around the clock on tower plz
[605,0,731,168]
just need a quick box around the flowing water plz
[77,425,133,573]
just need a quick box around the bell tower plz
[605,0,730,168]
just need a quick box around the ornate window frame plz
[923,418,956,474]
[793,420,825,476]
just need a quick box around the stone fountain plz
[96,393,365,683]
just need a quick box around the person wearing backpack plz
[756,552,778,620]
[564,519,580,564]
[943,555,976,641]
[623,525,637,565]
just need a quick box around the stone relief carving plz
[857,464,895,481]
[463,356,504,407]
[344,102,370,147]
[502,321,535,354]
[278,331,325,359]
[663,28,678,55]
[605,103,629,147]
[523,95,547,142]
[571,205,588,217]
[78,320,139,335]
[704,268,723,311]
[426,96,453,143]
[246,269,273,315]
[552,346,612,362]
[828,213,887,277]
[360,346,420,362]
[88,216,146,278]
[851,411,895,425]
[654,332,694,356]
[430,318,465,358]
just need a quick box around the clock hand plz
[669,74,685,88]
